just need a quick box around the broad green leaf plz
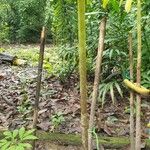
[0,139,7,143]
[8,145,17,150]
[19,127,25,140]
[125,0,133,13]
[109,49,113,59]
[3,131,12,138]
[1,141,11,150]
[16,145,24,150]
[98,84,105,100]
[102,0,109,9]
[13,129,18,139]
[86,0,92,5]
[0,140,8,147]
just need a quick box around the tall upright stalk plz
[32,26,46,149]
[88,17,107,150]
[77,0,88,149]
[128,32,135,150]
[135,0,142,149]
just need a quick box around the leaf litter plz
[0,45,150,149]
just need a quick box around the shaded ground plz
[0,45,150,149]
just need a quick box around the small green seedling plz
[17,99,32,115]
[0,127,38,150]
[51,112,65,130]
[89,128,100,150]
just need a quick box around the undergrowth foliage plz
[52,0,77,44]
[53,45,78,81]
[99,81,123,107]
[0,127,37,150]
[0,1,149,149]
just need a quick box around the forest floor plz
[0,44,150,150]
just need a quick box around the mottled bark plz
[77,1,88,150]
[135,0,142,150]
[32,26,46,150]
[88,17,107,150]
[128,32,135,150]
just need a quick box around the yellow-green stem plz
[77,0,88,150]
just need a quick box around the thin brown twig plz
[88,17,107,150]
[32,26,46,150]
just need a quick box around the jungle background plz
[0,0,150,149]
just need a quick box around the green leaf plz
[125,0,133,13]
[115,82,123,97]
[20,143,32,148]
[22,135,38,141]
[22,129,35,138]
[16,145,24,150]
[110,83,115,104]
[19,127,25,140]
[13,129,18,139]
[102,0,109,9]
[3,131,12,139]
[119,0,124,6]
[111,0,120,12]
[1,141,11,150]
[8,145,17,150]
[0,139,8,147]
[0,139,7,143]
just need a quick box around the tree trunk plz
[135,0,142,150]
[128,32,135,150]
[77,1,88,150]
[32,26,46,150]
[88,17,107,150]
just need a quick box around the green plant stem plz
[77,0,88,149]
[92,129,100,150]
